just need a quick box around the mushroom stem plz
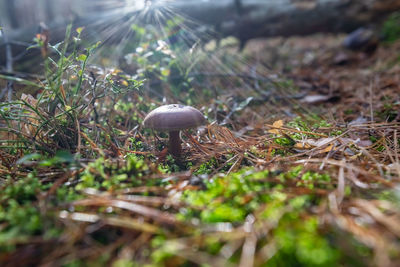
[169,131,181,157]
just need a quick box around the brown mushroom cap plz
[143,104,206,131]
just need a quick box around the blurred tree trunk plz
[1,0,400,69]
[168,0,400,45]
[5,0,19,28]
[3,0,400,40]
[43,0,55,22]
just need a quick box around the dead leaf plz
[294,142,313,149]
[21,93,38,106]
[321,144,334,153]
[295,138,335,151]
[59,84,67,102]
[268,120,284,134]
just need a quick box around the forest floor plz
[0,27,400,267]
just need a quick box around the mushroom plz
[143,104,206,157]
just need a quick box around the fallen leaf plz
[322,144,334,153]
[268,120,284,134]
[294,142,313,149]
[295,139,334,152]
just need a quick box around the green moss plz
[268,216,339,266]
[297,171,332,190]
[344,109,354,115]
[0,200,42,237]
[182,166,328,224]
[1,173,43,203]
[274,136,296,147]
[159,155,182,173]
[282,165,303,179]
[286,116,331,140]
[201,204,246,222]
[179,166,342,266]
[194,157,218,175]
[376,102,398,122]
[129,137,145,151]
[76,154,149,190]
[183,168,271,223]
[0,173,62,251]
[270,117,338,151]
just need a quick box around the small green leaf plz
[16,153,42,165]
[77,54,87,62]
[39,151,74,167]
[161,68,170,77]
[54,150,74,162]
[92,41,101,49]
[76,27,84,34]
[26,44,40,50]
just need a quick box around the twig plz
[369,79,374,122]
[0,70,42,79]
[75,115,81,155]
[0,40,31,48]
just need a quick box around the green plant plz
[0,25,142,155]
[172,167,342,265]
[76,154,149,190]
[0,173,55,251]
[382,12,400,43]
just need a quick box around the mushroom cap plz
[143,104,206,131]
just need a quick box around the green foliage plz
[157,155,182,173]
[0,200,42,236]
[376,101,399,122]
[297,171,332,190]
[56,186,82,203]
[279,165,302,180]
[1,25,142,154]
[182,168,271,223]
[17,150,75,167]
[274,136,296,147]
[0,174,51,250]
[270,117,335,152]
[287,116,331,139]
[267,216,339,266]
[150,237,176,265]
[125,21,208,105]
[128,137,145,152]
[1,173,43,202]
[178,167,342,265]
[76,154,149,190]
[0,153,155,253]
[382,12,400,43]
[194,157,218,175]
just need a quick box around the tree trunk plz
[4,0,20,29]
[166,0,400,44]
